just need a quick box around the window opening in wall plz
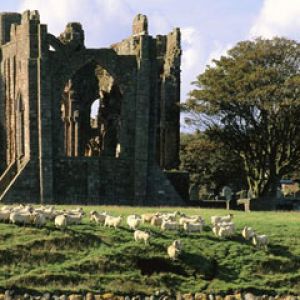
[60,62,122,158]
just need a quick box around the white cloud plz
[181,27,205,99]
[250,0,300,39]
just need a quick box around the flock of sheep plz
[0,205,269,260]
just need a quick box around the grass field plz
[0,206,299,296]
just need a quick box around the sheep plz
[141,213,159,223]
[55,214,68,229]
[127,215,141,230]
[134,230,150,245]
[211,214,233,225]
[66,213,84,225]
[9,212,32,226]
[1,206,11,212]
[219,222,235,234]
[33,213,47,227]
[42,207,56,220]
[183,222,203,233]
[218,225,234,238]
[161,220,179,231]
[252,234,268,250]
[221,214,234,223]
[179,216,204,226]
[167,240,182,260]
[165,211,180,219]
[68,207,85,215]
[242,226,255,240]
[104,215,122,229]
[150,215,163,227]
[0,210,11,223]
[90,211,107,225]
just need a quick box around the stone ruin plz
[0,10,189,205]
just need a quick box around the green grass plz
[0,206,299,295]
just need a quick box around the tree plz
[184,37,300,198]
[180,131,246,195]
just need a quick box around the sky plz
[2,0,300,127]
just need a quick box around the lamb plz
[9,212,32,226]
[252,234,268,250]
[104,215,122,229]
[161,220,179,231]
[134,230,150,245]
[242,226,255,240]
[167,240,182,260]
[183,222,203,233]
[55,214,68,229]
[127,215,141,230]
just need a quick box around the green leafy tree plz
[185,37,300,198]
[180,131,246,196]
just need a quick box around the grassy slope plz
[0,206,299,295]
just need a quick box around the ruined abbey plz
[0,10,188,204]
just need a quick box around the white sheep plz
[220,222,235,234]
[242,226,255,240]
[127,215,141,230]
[141,213,159,223]
[66,213,83,225]
[161,220,179,231]
[104,215,122,229]
[32,213,47,227]
[167,240,182,260]
[55,214,68,229]
[134,230,150,245]
[150,215,163,226]
[218,225,234,238]
[0,210,11,223]
[90,211,107,225]
[68,207,85,215]
[211,214,233,225]
[9,212,32,226]
[179,216,204,226]
[183,222,203,233]
[252,234,268,250]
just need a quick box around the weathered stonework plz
[0,10,186,205]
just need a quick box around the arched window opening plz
[60,62,123,158]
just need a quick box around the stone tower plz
[0,11,188,205]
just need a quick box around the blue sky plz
[3,0,300,123]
